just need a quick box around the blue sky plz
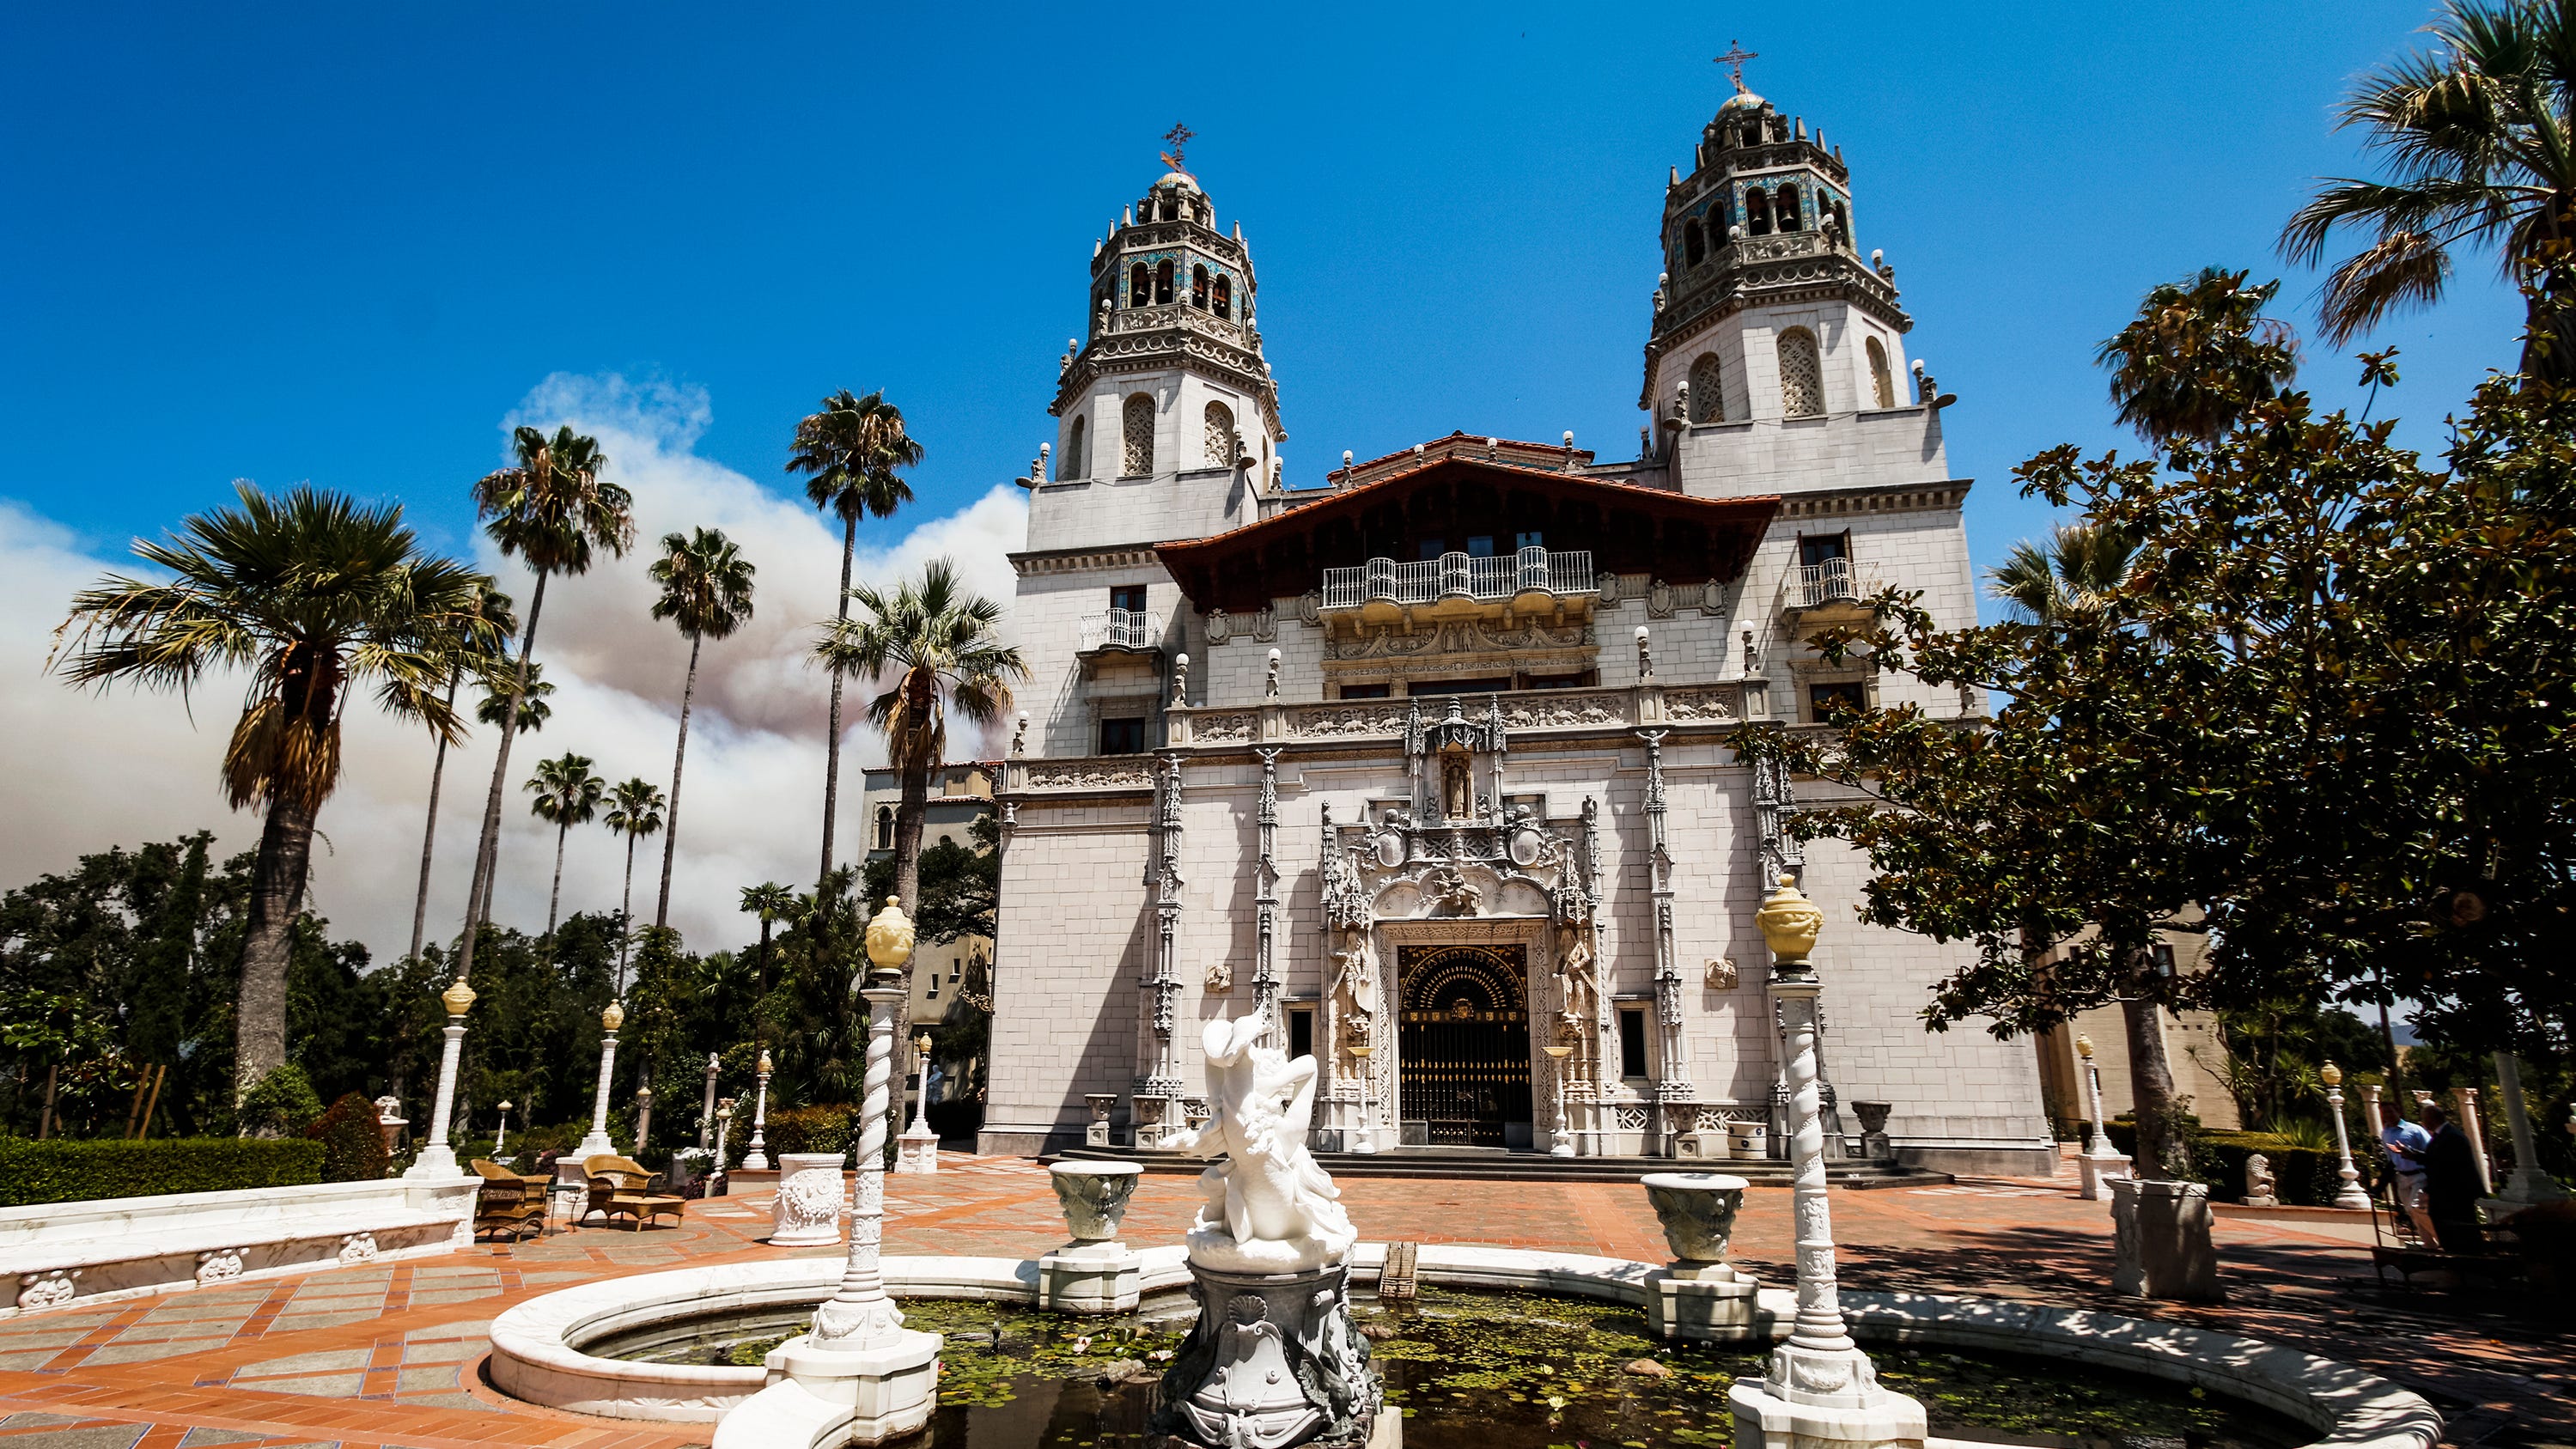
[0,2,2527,591]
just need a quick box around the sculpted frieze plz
[1029,760,1155,789]
[1288,703,1411,739]
[1500,693,1625,728]
[1325,618,1590,661]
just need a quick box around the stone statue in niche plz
[1441,752,1473,822]
[1555,922,1599,1038]
[1330,931,1377,1038]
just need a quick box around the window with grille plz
[1778,328,1824,417]
[1689,353,1726,422]
[1203,400,1238,467]
[1122,394,1155,476]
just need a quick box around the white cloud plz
[0,374,1027,969]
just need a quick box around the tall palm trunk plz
[818,513,856,884]
[234,793,317,1104]
[880,744,934,1147]
[618,832,639,995]
[2119,944,2189,1181]
[546,818,570,938]
[455,574,547,981]
[654,633,703,930]
[408,674,460,963]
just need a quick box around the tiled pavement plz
[0,1154,2567,1449]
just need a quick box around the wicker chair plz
[470,1159,550,1241]
[580,1154,685,1230]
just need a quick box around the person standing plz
[2419,1103,2485,1254]
[2377,1099,2439,1244]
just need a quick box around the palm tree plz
[477,659,553,734]
[1987,522,2139,621]
[785,390,922,885]
[604,777,666,992]
[2280,0,2576,378]
[527,752,606,938]
[2093,269,2299,446]
[455,425,631,981]
[647,527,757,932]
[53,484,505,1100]
[813,558,1026,1139]
[409,581,516,964]
[740,880,796,1035]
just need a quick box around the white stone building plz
[980,82,2051,1173]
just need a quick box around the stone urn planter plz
[1042,1162,1147,1314]
[1851,1100,1894,1160]
[1050,1161,1144,1246]
[767,1153,847,1248]
[1637,1172,1756,1342]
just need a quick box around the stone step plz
[1045,1143,1952,1188]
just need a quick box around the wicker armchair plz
[470,1159,550,1241]
[581,1154,685,1230]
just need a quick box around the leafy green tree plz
[455,425,630,986]
[604,778,666,992]
[527,753,606,938]
[785,389,922,883]
[862,812,1000,947]
[648,527,757,930]
[2094,269,2298,445]
[54,484,505,1100]
[2281,0,2576,378]
[740,881,795,1008]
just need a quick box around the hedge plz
[764,1104,856,1160]
[308,1093,390,1182]
[0,1136,326,1208]
[2102,1123,2351,1206]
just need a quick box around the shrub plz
[238,1065,324,1138]
[0,1135,325,1207]
[764,1104,856,1160]
[306,1093,389,1182]
[2103,1121,2348,1205]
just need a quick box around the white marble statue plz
[1166,1010,1355,1273]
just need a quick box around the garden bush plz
[0,1135,324,1207]
[306,1093,389,1181]
[764,1103,856,1159]
[2103,1121,2347,1205]
[237,1064,323,1138]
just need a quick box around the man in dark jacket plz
[2419,1104,2485,1254]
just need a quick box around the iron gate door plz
[1397,944,1532,1148]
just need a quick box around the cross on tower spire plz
[1714,40,1758,94]
[1160,121,1196,176]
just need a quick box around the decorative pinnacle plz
[1714,40,1758,94]
[1160,121,1196,175]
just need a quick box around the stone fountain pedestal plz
[1040,1161,1146,1314]
[1148,1259,1390,1449]
[1639,1172,1758,1344]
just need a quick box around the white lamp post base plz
[1730,1348,1929,1449]
[894,1125,940,1174]
[711,1328,941,1449]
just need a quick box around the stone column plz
[403,978,475,1180]
[1250,748,1282,1042]
[1731,876,1925,1447]
[2492,1052,2572,1207]
[2075,1033,2130,1201]
[2322,1062,2372,1210]
[1136,752,1187,1143]
[1639,730,1691,1152]
[633,1086,653,1159]
[2454,1086,2495,1194]
[698,1052,720,1149]
[743,1050,773,1171]
[571,1001,623,1168]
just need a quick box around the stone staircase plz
[1047,1142,1949,1188]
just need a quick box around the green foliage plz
[2214,1000,2390,1130]
[0,1135,323,1207]
[237,1063,323,1137]
[2105,1121,2352,1206]
[861,813,1000,947]
[763,1103,855,1158]
[307,1091,389,1181]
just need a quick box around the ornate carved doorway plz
[1397,944,1532,1147]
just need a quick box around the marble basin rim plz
[1638,1171,1751,1265]
[482,1241,2437,1446]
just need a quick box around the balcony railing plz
[1320,547,1596,612]
[1790,557,1879,609]
[1078,608,1162,652]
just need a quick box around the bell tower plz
[1031,129,1287,554]
[1641,52,1919,442]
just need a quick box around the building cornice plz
[1008,544,1168,577]
[1773,480,1973,518]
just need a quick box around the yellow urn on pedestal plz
[441,978,478,1018]
[601,1000,624,1033]
[865,896,917,979]
[1753,874,1824,965]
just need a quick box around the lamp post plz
[699,1052,721,1149]
[1731,874,1924,1446]
[1545,1038,1575,1158]
[712,1098,734,1188]
[403,977,475,1179]
[634,1085,654,1159]
[2074,1033,2128,1201]
[744,1050,774,1172]
[897,1032,941,1174]
[2493,1051,2573,1206]
[907,1034,934,1135]
[1348,1041,1377,1154]
[811,897,926,1344]
[494,1099,513,1159]
[2321,1062,2372,1210]
[573,1001,624,1166]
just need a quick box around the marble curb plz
[487,1244,2439,1446]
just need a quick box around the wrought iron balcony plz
[1789,557,1879,610]
[1320,547,1596,612]
[1078,608,1162,653]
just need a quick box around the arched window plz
[1778,328,1824,417]
[1203,400,1239,467]
[1063,417,1087,478]
[1159,196,1177,222]
[874,807,894,851]
[1210,275,1232,318]
[1746,188,1773,236]
[1191,265,1209,309]
[1688,353,1726,423]
[1130,263,1150,307]
[1683,219,1706,267]
[1830,198,1850,240]
[1866,338,1895,410]
[1775,183,1803,231]
[1154,259,1174,305]
[1122,393,1155,476]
